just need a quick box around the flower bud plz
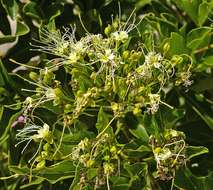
[163,42,170,53]
[54,88,63,96]
[122,50,130,60]
[36,160,46,170]
[171,55,183,65]
[43,143,51,151]
[29,72,38,81]
[110,146,117,153]
[104,25,111,36]
[86,159,94,167]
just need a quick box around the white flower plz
[32,123,50,140]
[45,88,56,99]
[56,41,69,55]
[74,41,84,53]
[145,52,163,68]
[68,52,80,63]
[100,49,115,63]
[25,97,33,105]
[71,147,80,161]
[78,138,89,150]
[15,123,52,162]
[147,94,161,114]
[180,71,193,87]
[106,49,115,61]
[111,31,128,42]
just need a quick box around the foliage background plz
[0,0,213,190]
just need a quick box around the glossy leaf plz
[0,20,29,44]
[96,107,111,133]
[186,146,209,160]
[9,160,76,184]
[1,0,19,20]
[187,27,212,51]
[198,1,213,26]
[129,124,149,143]
[23,2,41,20]
[169,32,189,55]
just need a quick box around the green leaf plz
[23,2,41,20]
[135,0,152,9]
[201,56,213,67]
[169,32,189,55]
[87,168,98,180]
[174,167,206,190]
[191,77,213,92]
[15,21,30,36]
[129,124,149,143]
[9,160,76,184]
[0,87,9,102]
[192,105,213,131]
[171,0,199,25]
[125,145,151,158]
[62,130,94,143]
[0,59,13,86]
[39,101,61,114]
[0,36,17,44]
[111,176,129,190]
[0,105,3,120]
[45,3,63,21]
[0,110,21,142]
[1,0,19,20]
[187,27,212,51]
[142,114,162,138]
[205,172,213,190]
[186,146,209,160]
[96,107,110,133]
[184,94,213,131]
[0,73,5,86]
[198,1,213,26]
[20,177,44,189]
[0,21,29,44]
[124,162,148,177]
[196,56,213,71]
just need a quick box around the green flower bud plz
[35,155,42,162]
[36,160,46,170]
[86,159,94,167]
[54,88,63,96]
[104,155,110,161]
[43,71,54,85]
[122,50,130,60]
[41,151,48,159]
[171,55,183,65]
[154,147,161,154]
[112,21,119,29]
[29,72,39,81]
[103,162,114,174]
[104,25,111,36]
[133,107,141,115]
[43,143,51,151]
[64,104,73,113]
[163,42,170,53]
[110,146,117,153]
[111,102,119,111]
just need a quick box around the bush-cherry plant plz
[0,1,212,190]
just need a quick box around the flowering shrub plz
[0,1,213,190]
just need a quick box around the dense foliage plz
[0,0,213,190]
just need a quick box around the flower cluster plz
[150,129,186,181]
[25,14,193,122]
[12,9,194,189]
[70,134,124,189]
